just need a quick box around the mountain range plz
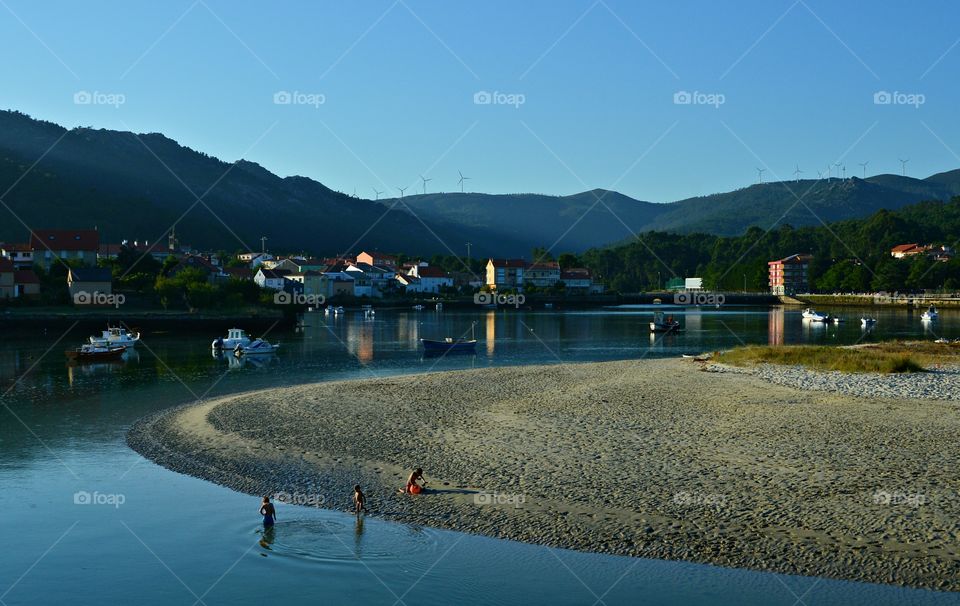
[1,109,958,258]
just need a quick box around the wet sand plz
[127,359,960,591]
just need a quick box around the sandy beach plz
[127,359,960,591]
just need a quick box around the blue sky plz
[1,0,958,202]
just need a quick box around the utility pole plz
[260,236,268,254]
[466,242,472,266]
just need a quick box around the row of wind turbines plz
[758,158,912,184]
[367,170,474,201]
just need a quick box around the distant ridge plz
[2,109,960,257]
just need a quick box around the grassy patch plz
[714,344,940,374]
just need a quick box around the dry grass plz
[714,343,946,373]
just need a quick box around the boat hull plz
[66,346,127,362]
[420,339,477,353]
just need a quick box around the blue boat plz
[420,338,477,354]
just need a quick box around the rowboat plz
[420,338,477,354]
[66,343,127,362]
[650,311,682,333]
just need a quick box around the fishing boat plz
[212,328,251,351]
[801,308,829,322]
[66,343,127,362]
[650,311,682,333]
[921,305,938,321]
[420,337,477,354]
[234,338,280,356]
[861,317,877,327]
[89,326,140,347]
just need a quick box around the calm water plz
[1,306,958,605]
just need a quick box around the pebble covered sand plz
[127,359,960,592]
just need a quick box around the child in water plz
[260,495,276,527]
[353,485,368,515]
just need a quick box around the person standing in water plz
[353,485,368,515]
[260,495,277,527]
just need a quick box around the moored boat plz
[861,317,877,327]
[212,328,251,351]
[234,338,280,356]
[89,326,140,347]
[420,337,476,353]
[801,308,829,322]
[66,343,127,362]
[921,305,938,321]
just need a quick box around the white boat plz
[412,304,424,311]
[832,317,844,324]
[363,305,375,318]
[861,317,877,327]
[801,308,829,322]
[234,338,280,356]
[436,302,443,311]
[921,305,938,321]
[212,328,251,351]
[89,326,140,347]
[334,306,345,314]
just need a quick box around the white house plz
[407,265,453,294]
[239,252,274,269]
[254,268,291,290]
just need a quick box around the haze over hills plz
[2,109,959,258]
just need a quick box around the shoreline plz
[127,359,960,592]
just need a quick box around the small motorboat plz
[334,306,345,314]
[650,311,682,333]
[832,317,845,324]
[363,305,375,318]
[420,337,477,354]
[435,302,443,311]
[66,343,127,362]
[212,328,251,351]
[921,305,938,321]
[801,308,829,322]
[861,317,877,327]
[412,304,424,311]
[234,338,280,356]
[89,326,140,347]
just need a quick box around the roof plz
[288,270,323,278]
[30,229,99,251]
[223,267,254,279]
[258,268,291,279]
[1,243,31,252]
[561,270,591,280]
[416,266,449,278]
[14,270,39,284]
[488,259,528,268]
[0,258,13,272]
[68,267,113,282]
[891,243,920,253]
[359,251,396,261]
[397,274,420,283]
[528,262,560,271]
[768,254,812,265]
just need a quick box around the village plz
[0,228,606,308]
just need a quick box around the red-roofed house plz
[890,243,930,259]
[30,229,99,268]
[485,259,528,291]
[405,265,452,293]
[525,261,561,288]
[356,251,397,268]
[1,243,33,269]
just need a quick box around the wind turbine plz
[793,164,803,182]
[834,162,842,179]
[858,161,869,178]
[420,174,433,195]
[458,170,471,193]
[372,187,384,201]
[756,167,766,184]
[397,185,408,199]
[841,165,846,179]
[899,157,910,176]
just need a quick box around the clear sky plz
[1,0,958,202]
